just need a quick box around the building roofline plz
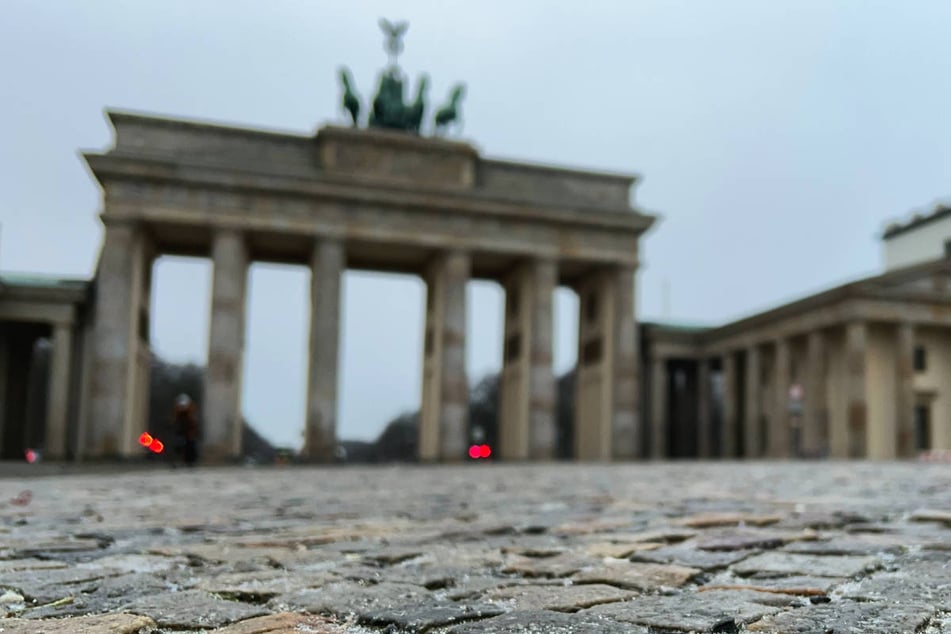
[882,203,951,240]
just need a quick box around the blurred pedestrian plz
[170,394,200,467]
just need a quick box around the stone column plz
[744,345,762,459]
[203,228,249,461]
[87,222,150,457]
[611,266,639,460]
[896,321,916,458]
[720,352,737,458]
[44,323,73,460]
[419,251,470,462]
[499,259,556,460]
[802,330,826,457]
[650,355,667,459]
[304,238,344,461]
[697,358,712,458]
[845,321,868,458]
[770,338,791,458]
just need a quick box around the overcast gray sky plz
[3,1,951,448]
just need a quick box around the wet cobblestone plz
[0,461,947,632]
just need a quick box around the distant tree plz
[375,410,418,462]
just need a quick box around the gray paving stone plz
[732,552,880,578]
[446,609,640,633]
[572,561,700,590]
[631,544,757,571]
[746,599,937,632]
[120,588,267,628]
[583,589,790,632]
[270,580,430,618]
[362,600,504,630]
[480,582,635,611]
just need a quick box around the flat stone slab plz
[209,613,349,633]
[120,588,267,628]
[746,599,937,632]
[583,589,789,632]
[0,613,156,633]
[481,582,635,611]
[732,552,880,578]
[572,561,700,590]
[1,462,947,632]
[447,609,641,633]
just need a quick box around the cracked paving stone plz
[269,580,430,618]
[361,600,504,630]
[0,612,156,633]
[76,553,186,574]
[838,555,951,611]
[746,599,938,632]
[120,588,267,628]
[209,612,350,633]
[481,582,635,611]
[572,561,700,590]
[21,572,170,619]
[631,544,757,571]
[0,566,122,604]
[732,552,880,578]
[582,589,791,632]
[446,609,640,633]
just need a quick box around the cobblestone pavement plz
[0,461,948,633]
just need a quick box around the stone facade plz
[2,109,950,462]
[643,257,951,459]
[78,110,654,462]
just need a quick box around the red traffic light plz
[138,432,153,447]
[148,439,164,454]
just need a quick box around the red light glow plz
[24,449,37,464]
[138,433,153,447]
[479,444,492,459]
[468,445,480,459]
[148,439,164,454]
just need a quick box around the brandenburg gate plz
[80,24,655,462]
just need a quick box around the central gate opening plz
[243,262,309,453]
[338,270,424,461]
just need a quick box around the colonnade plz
[86,222,641,461]
[649,321,925,459]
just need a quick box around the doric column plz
[896,322,916,458]
[419,251,470,461]
[720,352,737,458]
[611,266,639,459]
[87,221,151,457]
[650,355,667,459]
[44,323,73,460]
[770,338,791,458]
[203,228,249,461]
[574,266,639,461]
[845,321,868,458]
[697,358,712,458]
[303,238,344,460]
[499,258,556,460]
[744,345,762,458]
[802,330,826,457]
